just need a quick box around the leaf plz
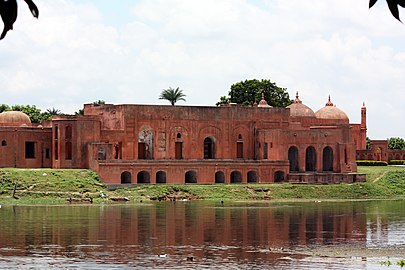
[369,0,378,8]
[398,0,405,8]
[387,0,401,21]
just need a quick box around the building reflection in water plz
[0,201,372,264]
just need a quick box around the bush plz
[356,160,388,166]
[388,160,405,165]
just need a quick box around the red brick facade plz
[0,95,367,184]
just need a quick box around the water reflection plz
[0,201,404,269]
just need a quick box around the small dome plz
[287,92,316,118]
[257,94,272,108]
[315,96,349,122]
[0,111,31,125]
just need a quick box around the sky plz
[0,0,404,139]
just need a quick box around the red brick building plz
[0,93,367,185]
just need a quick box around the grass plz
[1,166,405,204]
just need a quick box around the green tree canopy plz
[388,137,405,150]
[159,87,186,106]
[0,104,61,123]
[217,79,292,107]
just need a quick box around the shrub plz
[388,160,405,165]
[356,160,388,166]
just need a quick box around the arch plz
[395,153,401,160]
[359,154,365,160]
[367,154,373,160]
[247,171,258,183]
[1,140,6,146]
[121,171,132,184]
[185,170,197,184]
[288,146,299,172]
[305,146,317,172]
[274,171,286,183]
[65,125,72,139]
[215,171,225,184]
[323,146,334,171]
[156,171,167,184]
[230,171,242,184]
[238,134,243,140]
[137,171,151,184]
[177,133,182,139]
[204,137,216,159]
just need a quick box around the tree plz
[216,96,230,106]
[388,137,405,150]
[218,79,292,107]
[366,137,372,150]
[369,0,405,21]
[92,100,106,105]
[0,104,10,113]
[159,87,186,106]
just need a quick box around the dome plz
[287,92,316,118]
[257,94,272,108]
[0,111,31,125]
[315,96,349,122]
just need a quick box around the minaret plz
[360,102,367,149]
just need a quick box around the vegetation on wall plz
[216,79,292,107]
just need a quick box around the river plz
[0,200,404,269]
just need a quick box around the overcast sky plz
[0,0,404,139]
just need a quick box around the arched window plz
[177,133,182,139]
[305,146,317,172]
[215,171,225,184]
[1,140,6,146]
[204,137,216,159]
[121,171,132,184]
[230,171,242,184]
[185,170,197,184]
[156,171,167,184]
[274,171,286,183]
[137,171,151,184]
[323,146,333,171]
[65,126,72,139]
[288,146,299,172]
[247,171,258,183]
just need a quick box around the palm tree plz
[159,87,186,106]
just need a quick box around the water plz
[0,200,404,269]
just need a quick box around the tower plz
[360,102,367,150]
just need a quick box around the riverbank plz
[1,166,405,204]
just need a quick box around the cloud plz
[0,0,404,139]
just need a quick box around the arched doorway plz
[215,171,225,184]
[305,146,316,172]
[138,128,154,160]
[288,146,299,172]
[137,171,150,184]
[185,170,197,184]
[156,171,166,184]
[274,171,285,183]
[121,171,132,184]
[230,171,242,184]
[323,146,334,172]
[204,137,216,159]
[247,171,258,183]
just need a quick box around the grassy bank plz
[1,166,405,204]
